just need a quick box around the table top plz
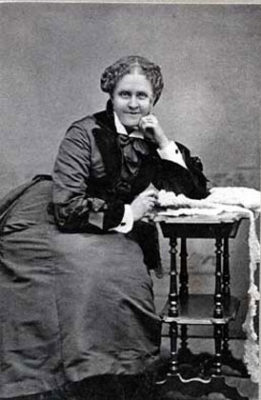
[148,209,247,239]
[153,210,247,225]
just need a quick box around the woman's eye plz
[119,91,130,98]
[137,93,148,99]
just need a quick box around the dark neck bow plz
[118,133,150,176]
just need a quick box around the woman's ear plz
[152,96,158,106]
[109,95,114,107]
[150,97,156,110]
[106,99,114,115]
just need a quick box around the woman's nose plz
[128,96,139,109]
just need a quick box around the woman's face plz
[111,72,154,129]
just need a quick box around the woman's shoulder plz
[62,113,105,147]
[68,114,98,133]
[65,109,112,138]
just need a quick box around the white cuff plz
[157,141,187,169]
[112,204,134,233]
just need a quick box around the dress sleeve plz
[52,125,125,232]
[152,143,209,199]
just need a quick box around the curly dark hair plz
[100,55,164,104]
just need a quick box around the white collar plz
[113,112,144,140]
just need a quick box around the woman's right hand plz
[130,189,158,221]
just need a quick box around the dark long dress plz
[0,103,208,398]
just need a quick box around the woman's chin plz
[126,124,139,130]
[123,120,140,130]
[120,114,141,127]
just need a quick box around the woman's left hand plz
[139,114,169,149]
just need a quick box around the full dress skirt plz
[0,179,161,398]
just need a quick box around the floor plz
[156,338,259,400]
[152,272,259,400]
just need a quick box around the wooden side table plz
[155,212,250,399]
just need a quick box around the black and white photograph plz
[0,3,260,400]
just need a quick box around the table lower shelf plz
[161,294,240,325]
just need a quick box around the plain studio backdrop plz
[0,1,260,372]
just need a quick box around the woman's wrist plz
[157,136,170,150]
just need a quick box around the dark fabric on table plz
[0,102,208,398]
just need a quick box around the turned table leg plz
[180,324,188,353]
[169,322,179,375]
[168,238,179,375]
[169,238,179,317]
[213,324,223,375]
[223,238,230,297]
[214,237,223,318]
[222,323,229,355]
[179,238,188,299]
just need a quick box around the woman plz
[0,56,208,400]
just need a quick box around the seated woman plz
[0,56,209,400]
